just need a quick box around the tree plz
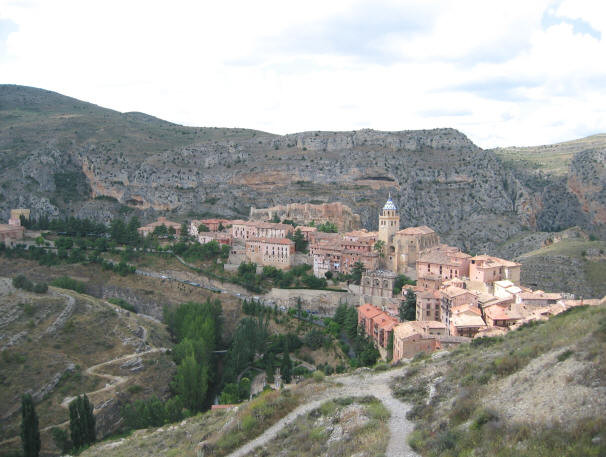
[373,240,386,257]
[317,221,338,233]
[351,261,365,285]
[198,224,210,233]
[399,291,417,321]
[271,213,281,223]
[173,352,209,412]
[292,228,308,252]
[281,340,292,384]
[265,351,275,384]
[393,274,415,295]
[324,270,333,280]
[386,332,394,362]
[20,394,41,457]
[69,394,96,450]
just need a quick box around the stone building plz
[378,195,399,247]
[249,202,362,232]
[391,226,440,273]
[361,270,396,299]
[137,217,182,237]
[198,232,232,246]
[440,286,479,330]
[375,196,441,275]
[232,221,294,240]
[311,235,379,278]
[0,224,25,246]
[416,289,442,321]
[416,246,471,280]
[469,255,522,286]
[245,237,295,270]
[357,303,399,349]
[392,321,448,362]
[189,218,231,236]
[9,208,30,226]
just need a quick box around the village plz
[1,198,602,364]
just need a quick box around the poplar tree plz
[281,341,292,384]
[69,395,96,450]
[20,394,41,457]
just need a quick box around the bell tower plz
[378,194,399,245]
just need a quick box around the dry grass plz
[393,304,606,457]
[245,396,389,457]
[0,284,173,455]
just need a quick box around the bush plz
[108,298,137,313]
[12,274,33,291]
[303,328,326,350]
[312,370,325,382]
[33,283,48,294]
[50,276,87,293]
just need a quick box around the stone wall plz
[250,202,361,232]
[265,288,357,316]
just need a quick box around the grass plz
[392,305,606,457]
[492,133,606,176]
[520,239,606,259]
[0,287,173,453]
[244,396,389,457]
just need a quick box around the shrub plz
[50,276,86,293]
[557,349,574,362]
[32,282,46,293]
[108,298,137,313]
[311,370,325,382]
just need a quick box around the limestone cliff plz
[250,202,361,231]
[0,85,604,254]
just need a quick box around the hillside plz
[3,84,605,255]
[492,133,606,176]
[393,304,606,456]
[69,304,606,457]
[0,277,174,455]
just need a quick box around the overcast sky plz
[1,0,605,148]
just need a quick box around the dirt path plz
[60,347,167,409]
[224,367,418,457]
[0,294,168,448]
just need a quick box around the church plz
[377,195,440,275]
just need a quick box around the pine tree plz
[20,394,41,457]
[281,341,292,384]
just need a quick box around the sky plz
[1,0,605,148]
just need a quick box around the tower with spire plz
[378,193,399,245]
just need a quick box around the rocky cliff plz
[250,202,361,231]
[1,85,604,253]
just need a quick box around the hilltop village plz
[4,197,598,364]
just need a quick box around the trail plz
[224,367,418,457]
[0,293,169,449]
[60,347,167,409]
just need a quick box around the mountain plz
[1,84,605,254]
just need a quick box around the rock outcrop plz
[250,202,361,231]
[1,85,605,253]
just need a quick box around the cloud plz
[0,18,18,58]
[0,0,605,149]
